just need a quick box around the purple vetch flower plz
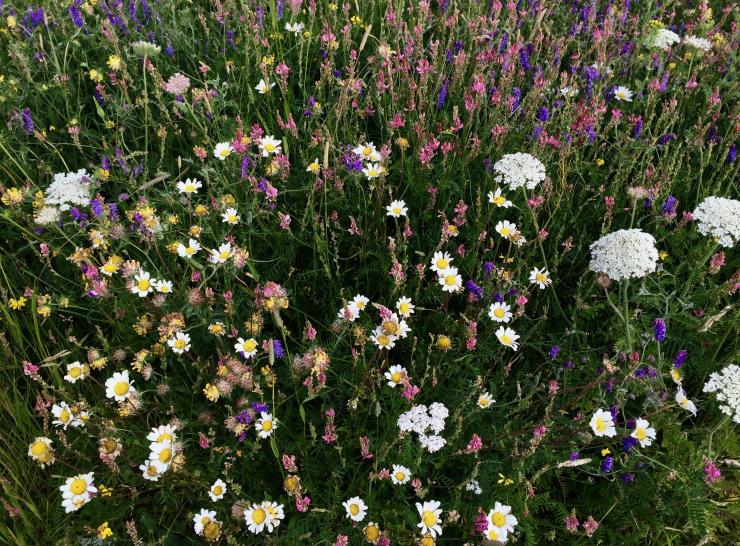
[464,280,484,300]
[653,318,666,342]
[68,1,84,27]
[661,196,678,216]
[549,346,560,360]
[235,409,253,425]
[21,108,34,134]
[601,456,614,472]
[252,401,269,413]
[620,472,635,483]
[569,451,580,461]
[562,360,574,369]
[727,144,737,163]
[622,436,639,453]
[493,292,504,303]
[437,79,449,111]
[673,350,688,369]
[90,198,104,218]
[272,339,285,359]
[483,261,494,278]
[536,106,550,122]
[657,133,676,146]
[633,118,643,139]
[519,47,531,71]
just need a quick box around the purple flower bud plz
[601,456,614,472]
[653,318,666,342]
[673,350,688,369]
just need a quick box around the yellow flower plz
[89,69,104,83]
[6,15,16,29]
[97,522,113,540]
[497,473,513,486]
[8,297,26,310]
[601,448,611,456]
[203,383,220,402]
[436,335,451,351]
[261,55,274,66]
[1,187,24,206]
[107,55,122,70]
[37,305,51,318]
[595,158,604,166]
[194,204,208,216]
[659,251,668,261]
[98,484,112,497]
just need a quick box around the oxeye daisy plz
[351,294,370,311]
[495,326,520,351]
[209,243,232,264]
[234,337,258,359]
[371,327,396,350]
[261,501,285,532]
[416,500,443,538]
[487,502,518,533]
[255,78,275,94]
[484,525,508,543]
[385,364,407,387]
[140,460,162,481]
[430,251,453,274]
[676,388,697,416]
[221,207,240,224]
[256,412,277,438]
[28,436,55,467]
[438,267,462,293]
[488,188,512,208]
[495,220,517,239]
[353,142,381,162]
[285,21,305,34]
[391,464,412,484]
[131,269,154,297]
[64,361,88,383]
[213,142,234,160]
[177,178,202,194]
[364,522,382,544]
[613,85,633,101]
[306,158,320,174]
[105,370,135,401]
[147,424,178,445]
[177,238,202,258]
[51,402,74,429]
[529,267,552,289]
[342,496,367,522]
[477,392,495,409]
[167,331,191,354]
[194,508,217,536]
[589,409,617,437]
[386,200,408,218]
[155,279,173,294]
[488,302,512,323]
[631,418,656,447]
[208,479,227,502]
[244,503,270,534]
[362,162,382,179]
[150,441,175,472]
[259,135,282,156]
[59,472,97,513]
[396,296,415,317]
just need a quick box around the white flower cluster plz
[492,152,546,190]
[44,168,93,211]
[397,403,449,453]
[683,35,712,51]
[692,196,740,248]
[703,364,740,423]
[588,229,659,280]
[647,27,679,49]
[140,424,179,481]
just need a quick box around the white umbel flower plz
[683,35,712,52]
[44,169,93,211]
[647,27,679,50]
[588,229,659,280]
[703,364,740,423]
[492,152,546,190]
[692,196,740,247]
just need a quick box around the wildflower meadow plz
[1,0,739,544]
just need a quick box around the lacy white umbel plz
[492,152,546,190]
[703,364,740,423]
[44,169,93,211]
[693,196,740,248]
[588,229,659,280]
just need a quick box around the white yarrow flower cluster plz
[588,229,659,280]
[647,27,680,50]
[683,35,712,52]
[44,169,94,211]
[692,196,740,248]
[703,364,740,423]
[397,403,449,453]
[492,152,546,190]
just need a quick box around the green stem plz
[623,280,631,350]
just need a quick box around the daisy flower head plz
[477,392,495,409]
[416,500,443,537]
[692,196,740,248]
[256,412,277,438]
[430,251,453,274]
[234,337,258,359]
[260,501,285,532]
[488,188,512,208]
[147,424,178,445]
[613,85,634,101]
[255,78,275,94]
[285,21,305,34]
[155,279,173,294]
[177,238,201,258]
[362,162,382,179]
[177,178,202,194]
[208,479,227,502]
[484,525,508,543]
[353,142,381,162]
[385,364,407,388]
[371,327,397,350]
[495,326,520,351]
[391,464,412,484]
[529,267,552,289]
[631,418,656,447]
[306,157,321,174]
[488,502,518,534]
[351,294,370,312]
[364,522,382,544]
[194,508,217,536]
[167,331,191,354]
[131,269,154,297]
[337,303,360,322]
[396,296,415,318]
[59,472,97,513]
[140,460,162,482]
[493,152,546,190]
[495,220,517,239]
[676,388,697,416]
[343,496,367,522]
[386,200,408,218]
[488,302,512,323]
[438,267,462,293]
[64,361,88,384]
[209,243,233,264]
[28,436,55,467]
[244,503,270,534]
[221,207,240,225]
[588,229,659,280]
[52,401,83,429]
[259,135,282,156]
[590,408,617,437]
[213,141,234,160]
[105,370,135,402]
[150,441,175,472]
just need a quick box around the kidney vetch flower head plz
[588,229,659,280]
[492,152,546,190]
[692,196,740,247]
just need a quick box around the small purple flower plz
[623,436,639,453]
[21,108,34,134]
[601,456,614,473]
[569,451,580,461]
[464,280,483,300]
[482,261,494,278]
[272,339,285,359]
[661,197,678,216]
[727,144,737,163]
[620,472,635,483]
[562,360,575,369]
[536,107,550,122]
[549,346,560,360]
[673,350,688,369]
[653,318,666,342]
[252,401,269,413]
[437,79,449,111]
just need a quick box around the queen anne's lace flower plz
[703,364,740,423]
[647,28,679,49]
[692,196,740,247]
[588,229,659,280]
[683,35,712,52]
[44,169,94,211]
[492,152,546,190]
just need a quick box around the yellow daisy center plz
[392,207,401,214]
[395,471,405,482]
[174,339,186,349]
[146,465,158,477]
[365,525,380,541]
[158,433,173,443]
[219,149,230,157]
[595,416,606,432]
[59,408,70,422]
[158,448,172,463]
[494,308,505,318]
[265,143,276,152]
[184,183,195,192]
[261,420,273,432]
[422,511,437,527]
[399,303,409,314]
[212,485,223,496]
[68,367,82,378]
[500,335,512,345]
[634,428,646,441]
[30,441,48,456]
[243,340,257,352]
[114,381,129,396]
[70,478,87,496]
[494,195,506,205]
[252,508,266,524]
[500,227,511,236]
[444,274,456,286]
[137,279,150,291]
[491,511,506,527]
[349,503,360,516]
[391,372,402,383]
[435,258,448,269]
[536,273,547,282]
[377,335,389,346]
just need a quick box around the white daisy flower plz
[209,243,233,264]
[167,331,191,354]
[613,85,634,101]
[477,392,495,409]
[306,157,320,173]
[416,500,443,538]
[362,162,382,179]
[438,267,462,293]
[391,464,412,485]
[255,78,275,94]
[155,279,173,294]
[131,269,154,297]
[105,370,135,402]
[589,408,617,438]
[256,412,277,438]
[386,200,408,218]
[214,142,234,160]
[495,220,517,239]
[676,388,697,416]
[285,21,305,34]
[208,479,227,502]
[64,361,88,384]
[370,327,396,350]
[177,238,201,258]
[529,267,552,289]
[147,424,178,445]
[150,441,175,472]
[244,503,270,534]
[259,135,282,156]
[28,436,55,467]
[488,302,512,323]
[342,496,367,522]
[261,501,285,532]
[234,337,258,359]
[430,251,453,274]
[351,295,370,311]
[353,142,381,162]
[488,188,512,207]
[177,178,202,194]
[396,296,415,318]
[487,501,518,533]
[140,460,162,482]
[495,326,520,351]
[59,472,97,513]
[631,418,656,447]
[385,365,407,388]
[221,207,240,225]
[194,508,217,536]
